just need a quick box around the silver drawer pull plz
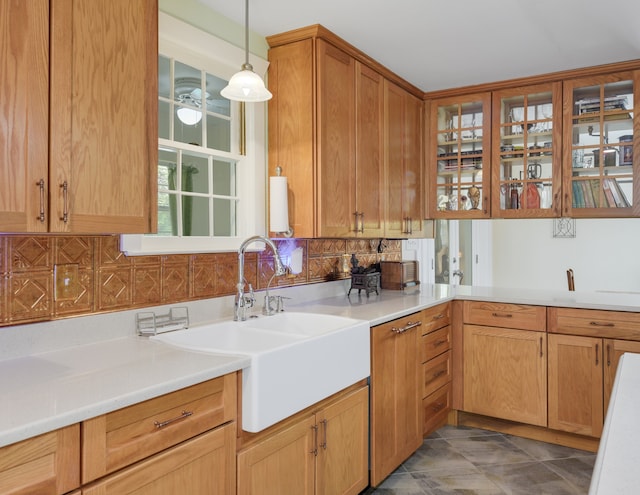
[154,410,193,429]
[589,321,615,327]
[391,320,422,334]
[434,339,448,347]
[432,370,446,379]
[491,312,513,318]
[432,314,445,320]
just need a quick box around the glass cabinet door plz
[492,83,562,217]
[563,71,638,217]
[429,93,491,218]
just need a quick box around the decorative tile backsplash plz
[0,235,401,327]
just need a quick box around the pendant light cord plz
[243,0,250,68]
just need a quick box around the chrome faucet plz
[235,236,287,321]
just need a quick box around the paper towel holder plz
[270,166,293,237]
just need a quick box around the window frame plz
[121,12,268,254]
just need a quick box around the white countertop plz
[589,352,640,494]
[3,282,640,449]
[0,337,250,447]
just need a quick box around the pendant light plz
[220,0,272,102]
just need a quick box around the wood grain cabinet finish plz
[548,333,603,437]
[267,25,423,239]
[420,303,452,437]
[237,385,369,495]
[0,0,157,233]
[385,81,425,238]
[370,312,422,486]
[548,307,640,437]
[268,36,383,238]
[82,422,236,495]
[0,424,80,495]
[82,374,236,483]
[463,301,547,427]
[0,0,49,232]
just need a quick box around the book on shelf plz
[572,181,584,208]
[604,178,630,207]
[602,179,617,207]
[588,180,601,208]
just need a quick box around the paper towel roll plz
[289,247,303,274]
[269,175,289,233]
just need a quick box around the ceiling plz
[198,0,640,93]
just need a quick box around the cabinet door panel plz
[464,325,547,426]
[49,0,157,233]
[370,314,421,486]
[316,386,369,495]
[0,424,79,495]
[316,39,355,237]
[0,0,49,232]
[548,334,603,437]
[355,63,385,237]
[237,416,315,495]
[603,339,640,416]
[83,424,235,495]
[404,92,424,234]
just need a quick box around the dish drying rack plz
[136,307,189,336]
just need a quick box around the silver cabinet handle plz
[320,419,328,450]
[310,424,318,456]
[60,181,69,223]
[391,320,422,334]
[154,410,193,429]
[36,179,45,222]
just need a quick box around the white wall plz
[492,218,640,292]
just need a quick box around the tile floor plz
[366,426,596,495]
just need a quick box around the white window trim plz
[121,12,268,255]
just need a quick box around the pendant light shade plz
[221,63,272,102]
[221,0,272,102]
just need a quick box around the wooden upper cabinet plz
[0,0,157,234]
[316,39,357,237]
[427,92,492,218]
[562,70,640,218]
[385,82,425,237]
[354,62,385,238]
[267,25,422,238]
[0,0,50,232]
[491,82,563,218]
[49,0,158,233]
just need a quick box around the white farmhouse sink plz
[152,312,370,432]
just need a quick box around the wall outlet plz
[54,264,79,302]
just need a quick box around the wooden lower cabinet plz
[603,339,640,413]
[237,385,369,495]
[548,333,603,437]
[463,325,547,427]
[370,313,422,486]
[82,423,235,495]
[548,334,640,437]
[0,424,80,495]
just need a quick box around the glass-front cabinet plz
[492,83,562,217]
[429,93,491,218]
[563,71,639,217]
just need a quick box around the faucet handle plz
[275,295,291,312]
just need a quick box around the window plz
[121,12,268,254]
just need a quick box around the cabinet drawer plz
[423,350,451,398]
[464,300,546,331]
[423,383,451,436]
[548,307,640,340]
[83,423,236,495]
[82,373,236,483]
[421,303,451,334]
[421,325,451,363]
[0,424,80,495]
